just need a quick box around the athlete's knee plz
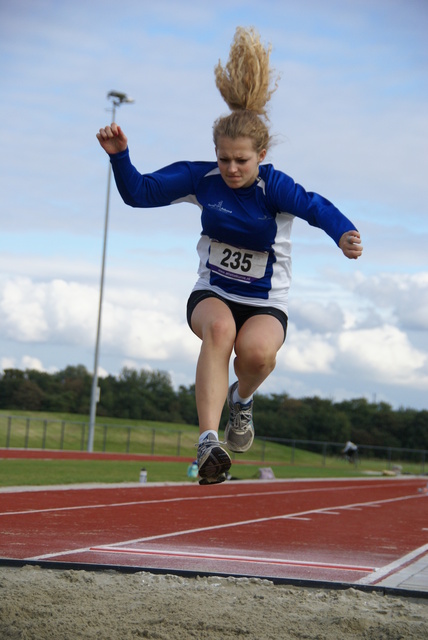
[202,316,236,348]
[238,345,277,376]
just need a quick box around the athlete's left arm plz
[269,169,363,258]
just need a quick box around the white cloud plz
[97,366,109,378]
[0,277,97,344]
[0,355,57,374]
[338,325,428,388]
[101,304,199,361]
[289,300,344,333]
[20,356,46,372]
[280,327,336,374]
[354,272,428,331]
[0,276,199,363]
[0,357,16,372]
[0,278,49,342]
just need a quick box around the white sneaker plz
[197,433,231,485]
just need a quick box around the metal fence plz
[1,414,426,473]
[0,415,192,457]
[258,436,427,474]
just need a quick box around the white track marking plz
[314,511,341,515]
[30,546,104,560]
[356,543,428,585]
[0,481,419,517]
[89,546,378,572]
[26,493,424,561]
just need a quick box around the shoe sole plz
[198,445,231,481]
[199,474,227,486]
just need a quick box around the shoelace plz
[195,438,227,450]
[230,403,253,432]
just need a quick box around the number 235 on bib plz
[208,240,268,283]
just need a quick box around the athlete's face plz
[216,136,267,189]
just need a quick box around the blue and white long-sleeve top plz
[110,148,357,314]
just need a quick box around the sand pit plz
[1,565,427,639]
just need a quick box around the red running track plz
[1,477,427,586]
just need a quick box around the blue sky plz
[0,0,427,411]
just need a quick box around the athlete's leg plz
[190,297,237,435]
[224,314,284,453]
[233,314,285,398]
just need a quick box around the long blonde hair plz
[213,27,279,153]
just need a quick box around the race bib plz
[208,240,268,283]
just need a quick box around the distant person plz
[342,441,358,463]
[97,27,363,486]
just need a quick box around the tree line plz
[0,365,427,450]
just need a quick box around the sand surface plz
[1,565,428,639]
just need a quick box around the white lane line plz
[356,543,428,585]
[89,546,378,572]
[29,546,100,560]
[0,487,356,516]
[314,511,341,515]
[0,482,418,517]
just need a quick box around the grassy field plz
[0,409,424,487]
[0,458,368,487]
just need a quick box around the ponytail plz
[213,27,279,153]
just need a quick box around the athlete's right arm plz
[96,122,128,155]
[108,150,202,209]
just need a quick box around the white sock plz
[199,430,218,444]
[232,387,253,406]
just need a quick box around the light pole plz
[88,91,134,453]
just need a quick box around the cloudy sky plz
[1,0,427,411]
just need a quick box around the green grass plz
[0,458,368,487]
[0,459,190,486]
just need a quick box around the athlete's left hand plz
[339,230,363,259]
